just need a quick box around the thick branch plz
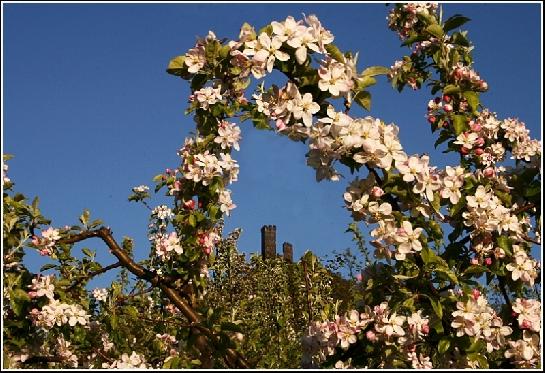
[59,227,250,369]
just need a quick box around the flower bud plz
[474,148,484,156]
[460,146,469,155]
[421,323,430,335]
[442,95,451,103]
[370,186,384,198]
[484,257,492,266]
[427,115,436,124]
[472,288,481,300]
[482,167,494,179]
[470,122,482,132]
[470,258,479,265]
[366,330,377,342]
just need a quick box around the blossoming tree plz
[3,2,541,369]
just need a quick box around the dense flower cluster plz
[450,292,512,352]
[27,275,55,300]
[102,351,148,369]
[214,121,241,151]
[387,3,439,40]
[154,232,183,260]
[31,227,61,256]
[31,299,89,330]
[92,288,108,302]
[302,303,431,368]
[241,15,334,78]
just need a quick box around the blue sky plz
[3,2,541,287]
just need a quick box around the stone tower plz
[261,225,276,259]
[282,242,293,263]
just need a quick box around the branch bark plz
[59,227,250,369]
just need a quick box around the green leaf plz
[361,66,390,77]
[434,131,451,149]
[251,114,270,130]
[191,74,208,91]
[430,316,444,333]
[467,353,488,368]
[325,44,345,63]
[79,209,90,226]
[463,265,489,276]
[462,91,479,113]
[393,274,418,280]
[426,24,444,38]
[82,248,94,257]
[452,114,468,135]
[258,24,273,36]
[443,15,471,33]
[443,84,461,95]
[420,246,437,265]
[429,298,443,318]
[354,91,371,111]
[496,236,513,256]
[357,76,377,90]
[166,55,187,76]
[438,337,451,354]
[9,289,30,317]
[188,214,197,228]
[466,338,486,353]
[40,263,58,271]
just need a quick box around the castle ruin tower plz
[282,242,293,263]
[261,225,277,259]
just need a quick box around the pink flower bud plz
[276,119,286,131]
[475,137,485,147]
[472,288,481,300]
[421,323,430,335]
[370,186,384,198]
[484,257,492,266]
[443,103,453,112]
[366,330,377,342]
[460,146,470,155]
[511,311,518,317]
[521,320,532,329]
[442,95,451,103]
[203,247,212,255]
[483,167,496,177]
[183,200,195,210]
[470,122,482,132]
[28,291,37,298]
[471,258,479,265]
[428,115,436,124]
[454,68,463,80]
[355,273,363,282]
[474,148,484,156]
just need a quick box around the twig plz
[67,262,122,291]
[512,203,536,215]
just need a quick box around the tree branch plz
[67,262,122,291]
[59,227,250,369]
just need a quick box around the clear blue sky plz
[3,2,541,287]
